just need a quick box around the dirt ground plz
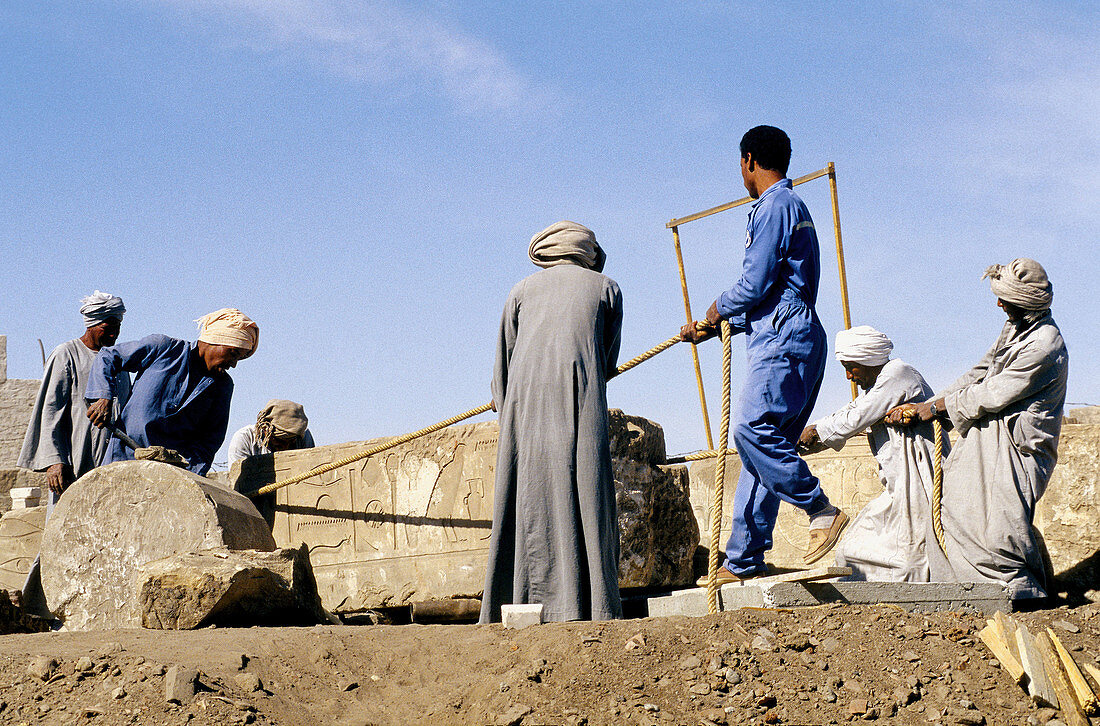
[1,596,1099,726]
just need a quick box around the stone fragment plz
[848,698,869,715]
[165,665,197,704]
[495,703,533,726]
[1052,620,1080,633]
[501,604,542,629]
[138,544,329,629]
[234,673,262,693]
[26,655,57,681]
[41,461,276,630]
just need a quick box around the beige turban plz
[983,258,1053,311]
[528,221,606,273]
[834,325,893,366]
[195,308,259,357]
[255,399,308,448]
[80,290,126,328]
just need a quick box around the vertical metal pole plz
[671,225,715,450]
[827,162,858,401]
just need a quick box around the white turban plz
[79,291,126,328]
[195,308,259,358]
[528,221,606,273]
[834,325,893,366]
[983,258,1053,311]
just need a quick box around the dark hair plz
[740,125,791,175]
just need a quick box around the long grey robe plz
[17,338,131,479]
[929,312,1068,598]
[16,337,130,618]
[479,264,623,623]
[815,359,946,582]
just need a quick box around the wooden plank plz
[1036,632,1089,726]
[1017,624,1059,707]
[995,612,1024,667]
[720,566,852,588]
[1046,628,1099,715]
[979,623,1026,683]
[1083,663,1100,693]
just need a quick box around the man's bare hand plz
[680,320,718,344]
[797,425,827,454]
[86,398,112,428]
[44,462,73,496]
[886,401,933,426]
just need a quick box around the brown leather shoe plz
[804,509,850,564]
[696,565,768,588]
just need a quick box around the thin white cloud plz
[143,0,537,114]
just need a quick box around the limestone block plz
[41,460,276,631]
[228,411,698,613]
[0,468,48,516]
[1034,423,1100,591]
[9,486,42,509]
[0,506,46,593]
[137,545,328,629]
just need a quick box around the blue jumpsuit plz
[86,335,233,476]
[714,179,831,575]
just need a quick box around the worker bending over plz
[799,326,945,581]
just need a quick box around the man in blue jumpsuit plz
[682,126,848,584]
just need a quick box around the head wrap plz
[528,221,606,273]
[834,325,893,366]
[983,258,1053,311]
[195,308,259,358]
[79,290,126,328]
[255,399,309,449]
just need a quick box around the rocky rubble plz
[0,599,1096,725]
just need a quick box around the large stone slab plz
[0,505,46,593]
[41,461,276,630]
[137,545,329,629]
[228,410,698,613]
[688,423,1100,593]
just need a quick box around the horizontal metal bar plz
[666,165,831,228]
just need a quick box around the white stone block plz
[501,603,543,629]
[10,487,42,508]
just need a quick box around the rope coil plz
[244,333,683,499]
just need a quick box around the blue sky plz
[2,1,1097,466]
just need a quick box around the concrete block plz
[226,410,698,613]
[501,603,542,629]
[41,461,276,630]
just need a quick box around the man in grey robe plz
[799,326,945,582]
[479,221,623,623]
[887,258,1067,599]
[15,291,131,616]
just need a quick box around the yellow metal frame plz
[667,162,857,443]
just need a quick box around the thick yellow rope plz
[666,450,720,464]
[931,418,946,553]
[706,320,732,615]
[244,334,683,498]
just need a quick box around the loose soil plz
[1,599,1098,726]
